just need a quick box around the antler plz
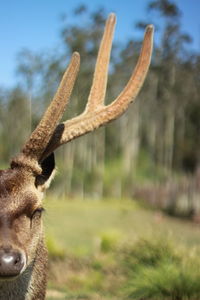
[11,52,80,172]
[12,13,154,172]
[42,14,154,161]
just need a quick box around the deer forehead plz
[0,168,42,214]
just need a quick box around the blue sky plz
[0,0,199,88]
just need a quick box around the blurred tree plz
[136,0,196,174]
[1,87,30,162]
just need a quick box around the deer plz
[0,13,153,300]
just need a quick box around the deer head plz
[0,14,153,282]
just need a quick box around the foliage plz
[120,237,180,272]
[125,261,200,300]
[119,234,200,300]
[46,236,66,261]
[100,229,122,252]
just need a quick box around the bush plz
[46,236,66,260]
[124,259,200,300]
[100,229,122,253]
[122,238,200,300]
[121,237,180,272]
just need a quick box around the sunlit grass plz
[44,197,200,299]
[44,197,200,255]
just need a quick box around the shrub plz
[121,237,180,272]
[124,259,200,300]
[46,236,66,260]
[122,238,200,300]
[100,229,122,253]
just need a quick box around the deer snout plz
[0,249,26,278]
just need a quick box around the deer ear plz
[35,153,56,190]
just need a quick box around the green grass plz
[44,197,200,299]
[44,197,200,254]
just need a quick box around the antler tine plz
[11,52,80,171]
[106,24,153,116]
[42,19,153,161]
[86,13,116,112]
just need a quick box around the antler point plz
[72,51,80,61]
[146,24,154,32]
[108,13,116,23]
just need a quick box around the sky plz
[0,0,199,88]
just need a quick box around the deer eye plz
[31,207,45,219]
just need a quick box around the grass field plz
[44,197,200,299]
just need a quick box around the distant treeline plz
[0,0,200,199]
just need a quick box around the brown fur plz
[0,167,48,299]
